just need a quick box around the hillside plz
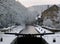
[0,0,38,27]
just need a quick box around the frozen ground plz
[35,25,60,44]
[0,25,25,44]
[0,25,60,44]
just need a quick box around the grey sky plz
[16,0,60,7]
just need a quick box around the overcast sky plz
[16,0,60,7]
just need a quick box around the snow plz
[0,25,60,44]
[43,33,60,44]
[35,25,52,33]
[0,34,16,44]
[43,19,55,28]
[0,25,25,44]
[35,25,60,44]
[9,26,25,33]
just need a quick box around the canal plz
[12,25,48,44]
[20,25,39,34]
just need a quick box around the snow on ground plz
[9,25,25,33]
[43,33,60,44]
[0,25,60,44]
[35,25,52,33]
[0,25,25,44]
[35,25,60,44]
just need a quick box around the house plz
[41,5,60,26]
[41,5,59,20]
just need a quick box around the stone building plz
[41,5,59,20]
[41,5,60,26]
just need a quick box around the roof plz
[42,5,59,14]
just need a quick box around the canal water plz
[20,25,39,34]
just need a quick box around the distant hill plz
[28,5,48,15]
[0,0,28,27]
